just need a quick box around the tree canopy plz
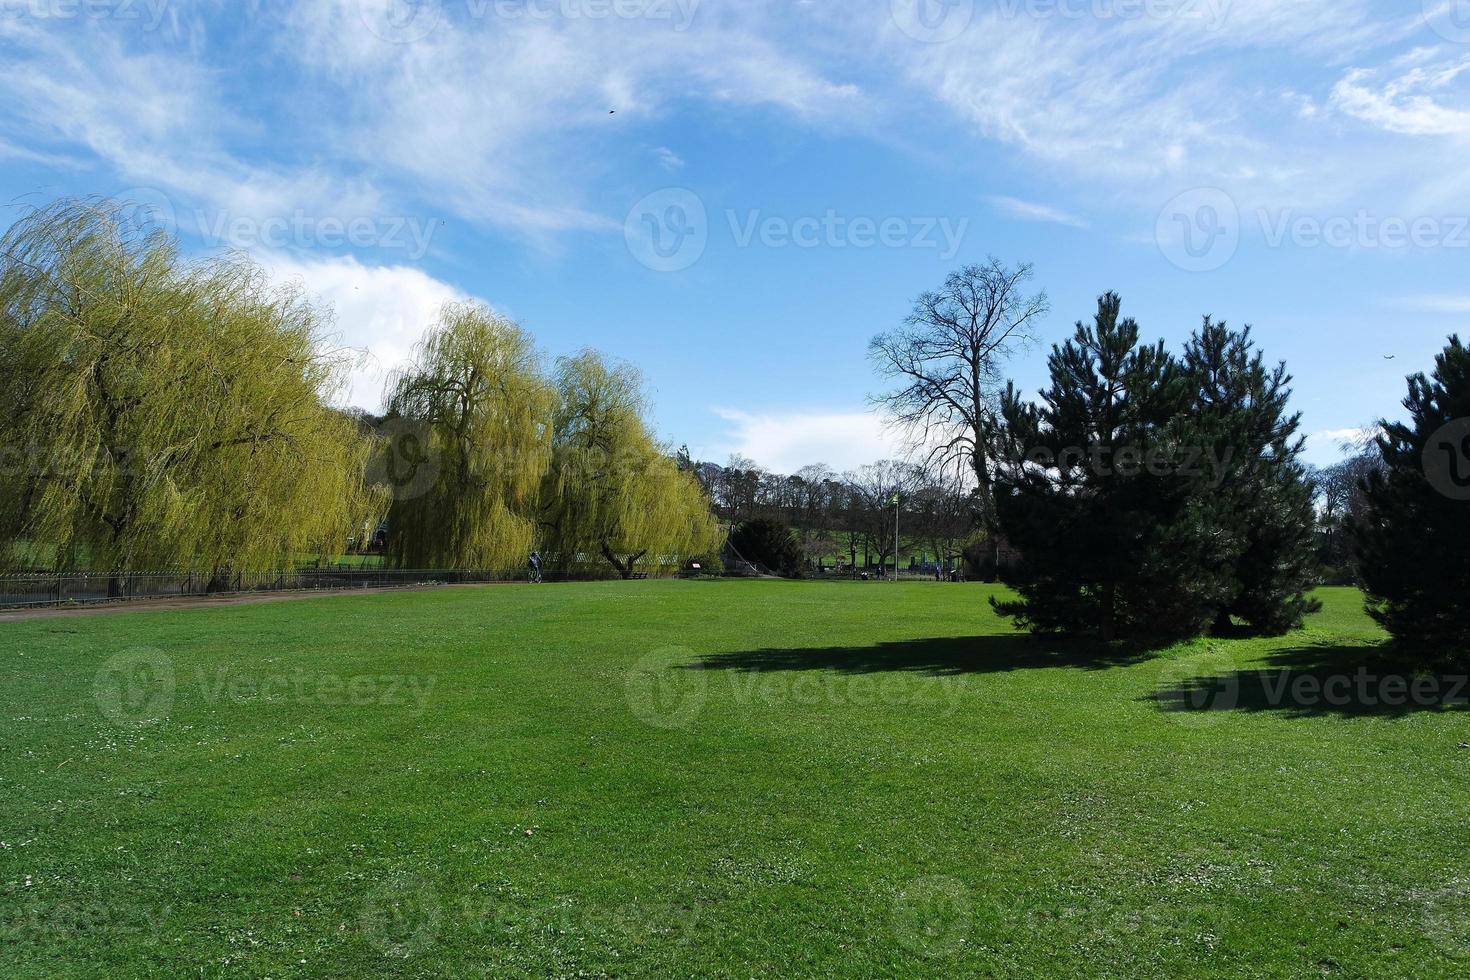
[539,351,722,578]
[0,200,379,581]
[380,303,555,569]
[1353,335,1470,655]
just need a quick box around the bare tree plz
[870,259,1048,578]
[911,464,978,580]
[845,460,925,579]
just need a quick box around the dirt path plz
[0,583,497,623]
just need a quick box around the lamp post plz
[890,492,901,583]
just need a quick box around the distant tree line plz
[0,199,722,585]
[684,454,980,577]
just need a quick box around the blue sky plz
[4,0,1470,472]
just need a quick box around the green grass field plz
[3,581,1469,977]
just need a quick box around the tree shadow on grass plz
[686,633,1148,677]
[1152,642,1470,719]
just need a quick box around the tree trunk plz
[1100,578,1117,643]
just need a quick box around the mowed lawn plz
[3,582,1469,978]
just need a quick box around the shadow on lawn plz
[1153,642,1470,718]
[687,633,1146,677]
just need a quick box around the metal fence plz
[0,564,683,610]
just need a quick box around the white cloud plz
[1398,294,1470,314]
[706,407,903,474]
[1331,55,1470,137]
[1307,427,1380,458]
[987,195,1089,229]
[260,253,468,412]
[654,146,685,172]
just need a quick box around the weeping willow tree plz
[381,303,556,569]
[541,351,722,578]
[0,199,381,585]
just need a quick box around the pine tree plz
[1179,319,1320,635]
[992,293,1231,644]
[1352,336,1470,655]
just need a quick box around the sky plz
[3,0,1470,473]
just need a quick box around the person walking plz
[528,551,543,584]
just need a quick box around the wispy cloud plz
[1331,54,1470,137]
[1397,294,1470,314]
[987,195,1088,229]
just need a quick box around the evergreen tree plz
[1352,336,1470,655]
[992,293,1231,643]
[1179,319,1320,635]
